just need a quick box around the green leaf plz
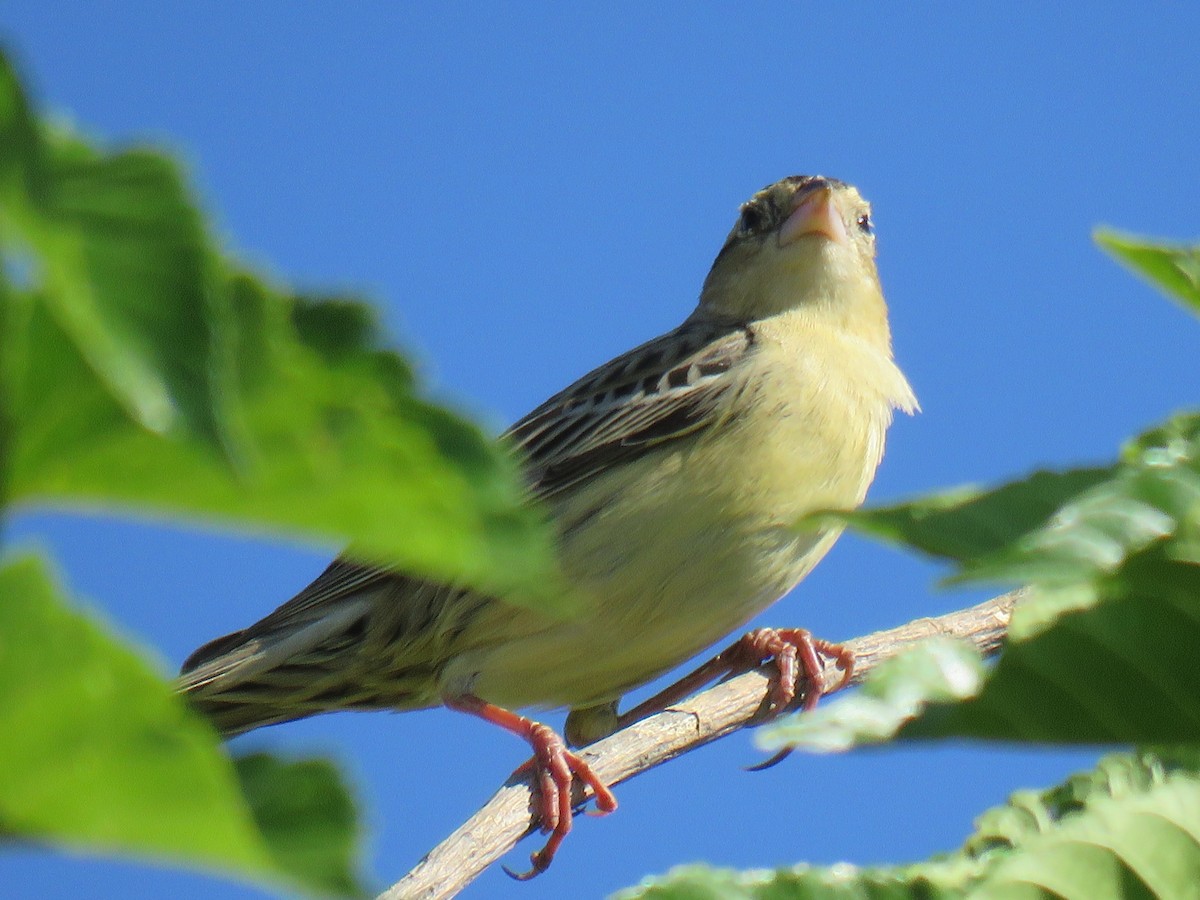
[0,53,43,205]
[763,567,1200,753]
[614,753,1200,900]
[0,55,224,444]
[4,281,556,604]
[0,49,557,605]
[0,553,365,896]
[955,465,1188,587]
[767,415,1200,753]
[1096,229,1200,318]
[758,638,986,754]
[613,859,982,900]
[969,755,1200,899]
[827,468,1116,584]
[833,413,1200,591]
[908,576,1200,744]
[236,753,367,898]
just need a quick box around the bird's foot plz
[617,626,854,736]
[443,694,617,880]
[737,627,855,715]
[504,724,617,879]
[734,627,854,771]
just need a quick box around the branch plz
[381,590,1022,900]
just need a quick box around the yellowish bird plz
[179,174,917,876]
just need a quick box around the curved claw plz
[619,628,855,732]
[503,854,549,882]
[744,747,794,772]
[442,694,618,879]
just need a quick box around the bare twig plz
[381,590,1022,900]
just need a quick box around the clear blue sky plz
[3,5,1198,899]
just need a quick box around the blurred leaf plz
[955,464,1188,587]
[1121,413,1200,567]
[0,51,557,604]
[769,576,1200,749]
[825,468,1115,583]
[0,554,364,895]
[4,281,557,604]
[769,413,1200,753]
[968,754,1200,899]
[236,753,367,898]
[920,555,1200,744]
[613,859,982,900]
[965,752,1172,859]
[0,53,42,205]
[615,753,1200,899]
[0,54,223,444]
[759,639,986,754]
[1096,229,1200,317]
[831,413,1200,589]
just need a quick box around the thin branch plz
[381,590,1023,900]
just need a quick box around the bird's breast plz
[443,325,909,710]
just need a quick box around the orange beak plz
[777,183,850,248]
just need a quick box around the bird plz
[178,174,917,878]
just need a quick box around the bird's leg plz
[564,700,620,748]
[442,694,618,880]
[618,627,855,731]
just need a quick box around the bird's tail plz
[178,630,307,737]
[177,600,374,738]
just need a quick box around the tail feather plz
[180,629,250,676]
[177,602,373,737]
[183,694,308,738]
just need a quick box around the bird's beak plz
[778,183,850,248]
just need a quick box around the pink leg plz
[444,694,618,879]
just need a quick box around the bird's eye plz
[856,213,874,236]
[738,204,767,235]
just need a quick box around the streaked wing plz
[180,318,755,684]
[179,558,390,679]
[508,318,755,498]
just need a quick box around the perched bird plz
[179,175,917,877]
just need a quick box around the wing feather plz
[509,319,754,498]
[180,317,756,685]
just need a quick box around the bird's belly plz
[443,388,883,711]
[457,519,836,711]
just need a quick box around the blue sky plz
[3,5,1198,899]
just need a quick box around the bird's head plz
[696,175,883,329]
